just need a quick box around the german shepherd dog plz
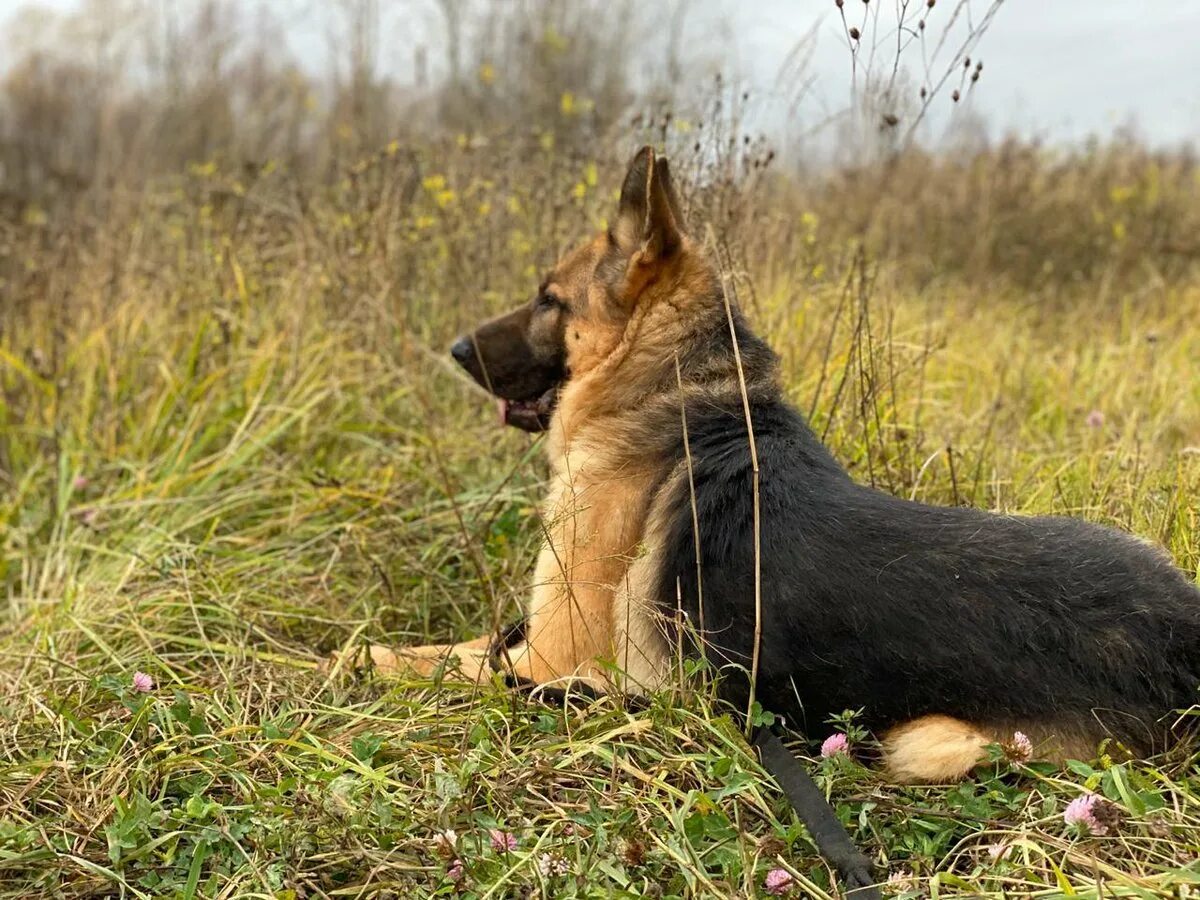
[368,146,1200,786]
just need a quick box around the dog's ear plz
[613,146,683,263]
[654,156,686,234]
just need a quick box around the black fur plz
[657,339,1200,749]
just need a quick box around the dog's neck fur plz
[549,243,780,468]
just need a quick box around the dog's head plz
[450,146,691,432]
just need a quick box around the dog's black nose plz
[450,336,473,366]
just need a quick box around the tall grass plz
[1,2,1199,897]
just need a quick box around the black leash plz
[487,623,881,898]
[754,727,880,897]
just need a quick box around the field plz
[3,4,1200,898]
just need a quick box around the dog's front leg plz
[497,469,664,692]
[499,577,614,691]
[331,635,496,683]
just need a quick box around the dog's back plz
[655,392,1200,768]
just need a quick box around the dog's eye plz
[537,292,565,312]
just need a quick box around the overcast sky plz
[4,0,1197,147]
[738,0,1200,146]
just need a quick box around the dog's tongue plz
[495,389,557,433]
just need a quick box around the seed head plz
[986,843,1013,860]
[849,26,861,40]
[1005,731,1033,762]
[758,835,787,857]
[432,829,458,859]
[621,838,646,867]
[538,852,570,878]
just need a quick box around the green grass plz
[2,154,1200,898]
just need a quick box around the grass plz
[2,140,1200,899]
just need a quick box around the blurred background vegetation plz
[3,0,1198,538]
[0,2,1198,896]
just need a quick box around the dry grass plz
[2,137,1199,897]
[2,3,1200,897]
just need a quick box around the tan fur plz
[501,438,659,687]
[611,464,690,694]
[882,716,1100,782]
[881,716,993,783]
[334,635,494,684]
